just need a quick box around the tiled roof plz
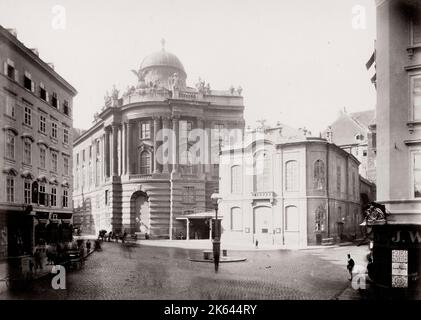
[323,109,375,146]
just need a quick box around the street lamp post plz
[211,192,221,273]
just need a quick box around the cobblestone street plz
[0,242,369,300]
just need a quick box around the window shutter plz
[31,81,35,93]
[3,62,7,75]
[14,69,19,82]
[57,99,60,110]
[46,91,49,103]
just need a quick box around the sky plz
[0,0,376,134]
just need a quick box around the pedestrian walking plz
[108,231,113,242]
[347,253,355,281]
[34,249,43,270]
[86,240,92,253]
[255,239,259,249]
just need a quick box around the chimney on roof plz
[6,28,17,38]
[30,48,39,56]
[47,63,55,70]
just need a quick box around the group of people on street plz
[28,238,98,272]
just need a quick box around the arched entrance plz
[130,191,150,235]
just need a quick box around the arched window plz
[285,160,299,191]
[230,207,242,231]
[285,206,299,231]
[139,151,151,174]
[254,151,272,192]
[313,160,325,190]
[231,165,242,193]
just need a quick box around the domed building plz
[72,42,245,238]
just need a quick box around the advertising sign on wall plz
[391,250,408,288]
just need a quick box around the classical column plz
[206,120,212,174]
[112,124,119,176]
[127,121,134,175]
[122,123,126,175]
[105,129,111,177]
[120,125,124,175]
[196,117,205,175]
[153,116,161,174]
[172,116,179,174]
[162,116,170,174]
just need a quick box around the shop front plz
[34,211,73,245]
[371,224,421,295]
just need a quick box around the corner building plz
[0,26,77,257]
[72,45,245,238]
[219,127,362,248]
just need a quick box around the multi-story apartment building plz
[371,0,421,291]
[72,43,245,238]
[0,26,77,258]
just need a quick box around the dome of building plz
[137,40,187,90]
[140,49,186,74]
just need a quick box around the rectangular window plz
[89,145,92,159]
[6,176,14,202]
[105,190,109,205]
[5,97,15,118]
[23,140,31,164]
[51,92,58,108]
[39,184,46,205]
[24,181,31,204]
[63,128,69,144]
[140,122,151,139]
[39,114,46,133]
[6,132,15,159]
[182,186,195,203]
[24,106,32,126]
[51,152,58,172]
[82,150,85,162]
[213,124,226,147]
[5,59,16,80]
[414,153,421,198]
[76,153,79,166]
[411,75,421,121]
[51,187,57,207]
[40,147,46,169]
[23,71,33,92]
[39,83,47,101]
[64,156,69,176]
[51,122,57,139]
[63,100,69,116]
[63,189,68,208]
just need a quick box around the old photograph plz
[0,0,420,306]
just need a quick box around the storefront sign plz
[391,250,408,288]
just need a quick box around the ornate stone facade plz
[72,44,245,238]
